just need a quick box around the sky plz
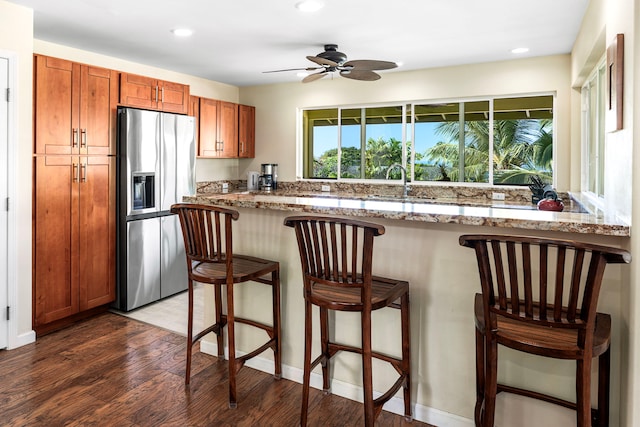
[313,122,442,159]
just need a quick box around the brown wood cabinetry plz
[198,98,239,158]
[33,54,117,334]
[238,104,255,158]
[33,156,116,330]
[119,72,190,114]
[193,98,255,158]
[34,55,118,156]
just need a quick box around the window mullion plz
[458,102,465,182]
[488,99,494,184]
[360,109,366,179]
[337,108,342,179]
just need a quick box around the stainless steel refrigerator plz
[114,107,196,311]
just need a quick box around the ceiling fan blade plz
[342,60,398,71]
[302,71,327,83]
[263,66,321,73]
[339,69,381,81]
[306,55,339,67]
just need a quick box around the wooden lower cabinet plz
[33,155,116,332]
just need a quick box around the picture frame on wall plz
[606,33,624,132]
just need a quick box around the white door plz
[0,56,8,349]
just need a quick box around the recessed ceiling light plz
[297,72,310,78]
[171,28,193,37]
[511,47,529,54]
[295,0,325,12]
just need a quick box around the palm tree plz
[426,118,552,184]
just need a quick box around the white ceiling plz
[7,0,590,87]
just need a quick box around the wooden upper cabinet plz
[119,72,189,114]
[198,97,219,157]
[34,55,118,155]
[238,104,255,158]
[197,98,238,158]
[218,101,239,158]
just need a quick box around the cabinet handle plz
[155,86,159,103]
[80,129,87,148]
[161,87,164,103]
[72,129,78,148]
[220,140,224,152]
[239,141,243,153]
[72,163,79,182]
[80,163,87,182]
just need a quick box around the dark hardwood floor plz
[0,313,432,426]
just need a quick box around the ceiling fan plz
[264,44,398,83]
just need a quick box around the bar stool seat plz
[285,215,412,426]
[172,203,282,409]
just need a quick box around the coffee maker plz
[259,163,278,192]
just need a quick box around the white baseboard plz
[200,341,473,426]
[8,329,36,350]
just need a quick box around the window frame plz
[298,92,556,187]
[580,55,607,207]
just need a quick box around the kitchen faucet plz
[386,163,409,197]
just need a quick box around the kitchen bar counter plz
[184,189,630,237]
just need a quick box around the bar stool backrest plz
[284,215,385,304]
[171,203,239,280]
[459,234,631,350]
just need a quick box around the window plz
[301,95,554,186]
[581,57,606,198]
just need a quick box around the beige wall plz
[0,0,34,346]
[572,0,637,426]
[240,55,573,192]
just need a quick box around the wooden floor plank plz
[0,313,433,426]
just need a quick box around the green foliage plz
[312,118,552,184]
[426,118,552,184]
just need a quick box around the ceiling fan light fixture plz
[295,0,325,12]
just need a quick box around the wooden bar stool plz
[171,203,282,408]
[284,215,411,426]
[459,234,631,427]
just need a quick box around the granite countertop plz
[184,184,630,237]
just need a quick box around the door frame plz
[1,50,20,349]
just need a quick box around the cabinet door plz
[158,80,189,114]
[34,55,78,155]
[78,156,116,310]
[79,65,119,156]
[238,104,255,158]
[119,72,157,110]
[198,98,219,157]
[34,156,79,326]
[217,101,238,158]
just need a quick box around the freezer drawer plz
[160,214,188,298]
[126,217,161,310]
